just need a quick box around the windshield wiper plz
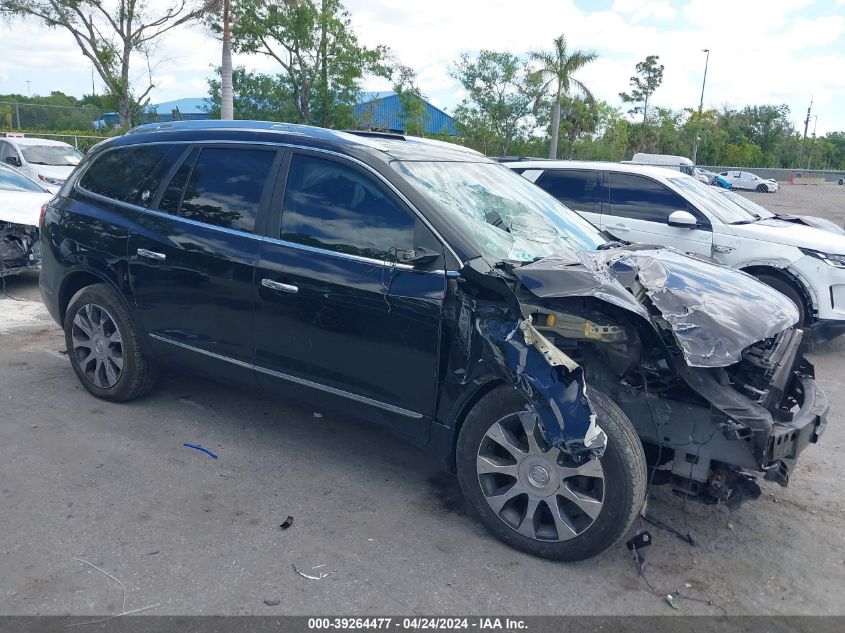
[597,240,628,250]
[729,219,754,225]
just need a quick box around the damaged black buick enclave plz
[39,121,827,561]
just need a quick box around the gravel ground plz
[1,267,843,617]
[740,182,845,226]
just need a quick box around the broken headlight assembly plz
[800,247,845,269]
[531,310,629,344]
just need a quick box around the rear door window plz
[606,173,692,223]
[156,146,276,233]
[79,144,183,206]
[535,169,599,214]
[280,153,416,260]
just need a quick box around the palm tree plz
[221,0,234,120]
[531,35,597,159]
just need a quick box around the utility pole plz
[221,0,234,120]
[799,97,812,170]
[806,115,818,171]
[26,80,31,97]
[690,48,709,165]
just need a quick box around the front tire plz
[456,385,646,561]
[63,283,156,402]
[756,184,769,192]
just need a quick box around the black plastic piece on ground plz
[280,516,294,530]
[626,530,652,552]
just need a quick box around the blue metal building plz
[354,92,458,136]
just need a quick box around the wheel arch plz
[444,378,508,472]
[741,264,816,319]
[58,268,125,323]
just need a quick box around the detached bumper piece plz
[0,222,40,277]
[764,375,828,486]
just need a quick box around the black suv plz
[40,121,827,561]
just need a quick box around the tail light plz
[39,203,47,228]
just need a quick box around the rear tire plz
[456,385,646,561]
[753,273,807,326]
[63,283,156,402]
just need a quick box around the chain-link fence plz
[0,100,214,150]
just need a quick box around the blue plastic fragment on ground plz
[183,443,219,459]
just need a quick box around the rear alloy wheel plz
[71,303,124,389]
[456,386,646,561]
[756,184,769,192]
[63,283,156,402]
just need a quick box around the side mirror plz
[667,210,698,228]
[401,247,439,266]
[4,156,21,167]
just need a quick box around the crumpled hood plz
[513,245,799,368]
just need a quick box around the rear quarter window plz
[79,144,183,207]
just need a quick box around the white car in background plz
[0,134,84,193]
[508,160,845,341]
[0,162,51,276]
[719,188,845,236]
[718,170,779,192]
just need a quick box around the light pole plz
[26,80,31,97]
[690,48,709,165]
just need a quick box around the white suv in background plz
[508,160,845,342]
[718,170,779,192]
[0,135,83,193]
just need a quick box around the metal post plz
[14,104,20,130]
[73,135,79,149]
[690,49,709,165]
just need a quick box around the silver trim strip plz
[260,236,415,270]
[75,139,463,266]
[148,333,424,419]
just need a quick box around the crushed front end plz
[510,246,828,510]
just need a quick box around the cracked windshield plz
[392,161,607,262]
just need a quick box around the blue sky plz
[1,0,843,135]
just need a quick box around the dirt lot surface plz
[1,187,844,617]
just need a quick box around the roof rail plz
[125,119,353,141]
[342,129,406,141]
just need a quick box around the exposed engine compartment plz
[0,221,40,276]
[527,300,826,510]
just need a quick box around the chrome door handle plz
[261,279,298,293]
[137,248,166,261]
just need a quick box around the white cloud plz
[0,0,843,134]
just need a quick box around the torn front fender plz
[456,260,607,458]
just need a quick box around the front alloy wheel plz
[456,386,646,561]
[476,410,604,541]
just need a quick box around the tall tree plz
[1,0,215,127]
[392,64,428,137]
[619,55,664,125]
[530,35,597,159]
[451,50,541,156]
[223,0,389,128]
